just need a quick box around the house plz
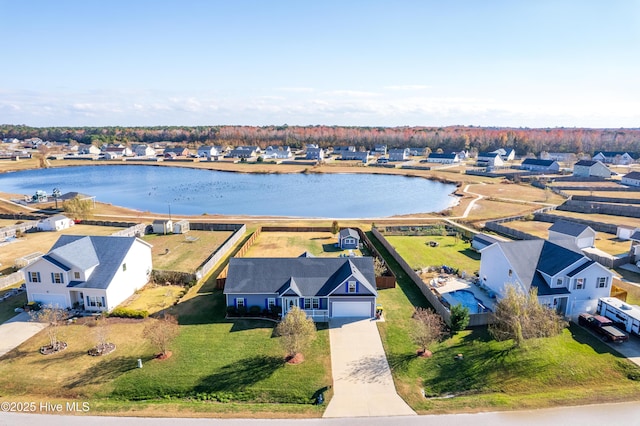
[152,219,173,235]
[77,144,101,155]
[164,147,190,157]
[388,148,410,162]
[408,147,428,156]
[541,152,576,162]
[479,239,613,318]
[132,144,156,157]
[332,146,356,155]
[471,233,502,251]
[197,145,222,159]
[548,220,596,249]
[455,150,468,160]
[621,171,640,187]
[572,160,611,178]
[223,257,378,320]
[172,220,190,234]
[163,152,177,159]
[491,148,515,161]
[476,152,504,167]
[372,144,387,155]
[103,146,131,158]
[37,215,74,232]
[228,146,259,158]
[263,146,293,159]
[628,229,640,263]
[593,151,635,165]
[520,158,560,172]
[23,235,153,312]
[426,153,460,164]
[305,145,325,161]
[338,228,360,249]
[341,151,370,162]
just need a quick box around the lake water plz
[0,165,457,218]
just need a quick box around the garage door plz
[332,301,371,318]
[30,293,67,308]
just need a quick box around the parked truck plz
[578,313,629,343]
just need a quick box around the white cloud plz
[383,85,432,91]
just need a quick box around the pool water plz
[442,289,490,314]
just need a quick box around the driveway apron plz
[323,318,416,418]
[0,312,47,357]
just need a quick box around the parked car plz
[578,313,629,343]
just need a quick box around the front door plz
[554,297,568,315]
[282,297,298,315]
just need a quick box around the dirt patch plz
[156,351,173,360]
[286,353,305,364]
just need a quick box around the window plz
[122,263,127,272]
[236,298,245,308]
[556,278,563,287]
[573,278,585,290]
[304,298,320,309]
[348,281,357,293]
[267,298,276,310]
[508,269,513,277]
[86,296,104,308]
[52,273,64,284]
[29,272,40,283]
[74,272,80,280]
[597,277,608,288]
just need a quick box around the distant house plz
[341,151,370,162]
[541,152,576,162]
[372,144,387,155]
[172,220,190,234]
[132,144,156,157]
[616,225,636,241]
[471,233,502,251]
[164,147,190,157]
[197,145,222,159]
[305,145,325,161]
[622,171,640,187]
[37,215,74,232]
[228,146,259,159]
[479,239,613,319]
[548,220,596,249]
[223,257,378,320]
[332,146,356,155]
[572,160,611,178]
[408,147,428,156]
[103,146,131,158]
[23,235,152,312]
[476,152,504,167]
[388,148,410,162]
[455,150,469,160]
[592,151,635,165]
[426,152,460,164]
[152,219,173,235]
[263,146,293,159]
[491,148,515,161]
[520,158,560,172]
[78,144,101,155]
[338,228,360,250]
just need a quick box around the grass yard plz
[118,283,185,314]
[384,235,480,275]
[468,182,565,204]
[244,232,364,258]
[466,199,539,223]
[0,289,27,323]
[367,231,640,413]
[549,211,640,229]
[0,224,122,275]
[142,230,233,272]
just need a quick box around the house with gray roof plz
[305,144,324,161]
[471,233,502,251]
[548,220,596,249]
[23,235,152,312]
[224,257,378,320]
[592,151,635,165]
[572,160,611,178]
[479,239,613,319]
[476,152,504,167]
[622,171,640,187]
[338,228,360,249]
[388,148,410,162]
[520,158,560,172]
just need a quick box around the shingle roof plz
[574,160,598,167]
[339,228,359,240]
[224,257,377,297]
[473,233,501,247]
[428,153,458,159]
[566,260,596,277]
[623,171,640,180]
[522,159,556,166]
[549,220,592,237]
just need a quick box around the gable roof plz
[428,153,458,159]
[522,158,556,166]
[595,151,634,158]
[549,220,593,237]
[339,228,359,240]
[623,171,640,180]
[574,160,600,167]
[224,257,377,297]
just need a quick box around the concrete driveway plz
[0,312,47,357]
[323,318,416,418]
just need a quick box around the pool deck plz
[432,277,495,310]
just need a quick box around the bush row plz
[109,307,149,319]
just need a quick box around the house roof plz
[152,219,171,225]
[623,171,640,180]
[223,257,377,297]
[574,160,600,167]
[478,152,500,158]
[522,158,556,166]
[549,220,592,237]
[473,233,501,246]
[339,228,360,240]
[596,151,634,158]
[428,153,458,159]
[298,251,315,258]
[45,214,70,222]
[630,230,640,241]
[46,235,145,290]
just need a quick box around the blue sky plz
[1,0,639,127]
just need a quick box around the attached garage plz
[30,293,68,308]
[331,301,372,318]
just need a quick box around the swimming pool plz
[442,289,490,314]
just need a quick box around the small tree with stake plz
[411,307,446,357]
[31,305,68,355]
[143,314,180,359]
[276,306,316,364]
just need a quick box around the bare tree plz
[30,305,67,353]
[373,257,388,277]
[411,307,446,356]
[489,285,567,347]
[143,314,180,358]
[275,306,316,362]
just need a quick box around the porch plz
[302,309,329,323]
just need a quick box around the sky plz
[1,0,639,128]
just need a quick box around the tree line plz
[3,124,640,156]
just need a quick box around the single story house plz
[471,233,502,251]
[520,158,560,172]
[78,144,101,155]
[408,147,428,156]
[476,152,504,167]
[332,146,356,155]
[548,220,596,249]
[479,239,613,319]
[338,228,360,249]
[164,147,190,157]
[388,148,410,162]
[306,145,325,161]
[223,257,378,320]
[572,160,611,178]
[426,152,460,164]
[592,151,635,165]
[541,152,576,162]
[152,219,173,235]
[37,214,74,232]
[228,146,259,158]
[23,235,153,312]
[172,219,190,234]
[622,171,640,187]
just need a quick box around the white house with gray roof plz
[224,257,377,320]
[572,160,611,178]
[23,235,152,312]
[479,239,613,319]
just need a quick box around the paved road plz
[0,312,47,358]
[322,318,415,418]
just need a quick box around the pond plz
[0,165,458,218]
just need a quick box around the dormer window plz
[556,278,563,287]
[74,271,80,280]
[348,281,357,293]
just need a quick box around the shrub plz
[109,308,149,319]
[249,305,262,316]
[237,306,247,316]
[226,306,237,316]
[449,304,470,333]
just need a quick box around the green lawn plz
[368,231,640,413]
[384,235,480,275]
[0,290,27,323]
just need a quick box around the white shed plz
[173,220,190,234]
